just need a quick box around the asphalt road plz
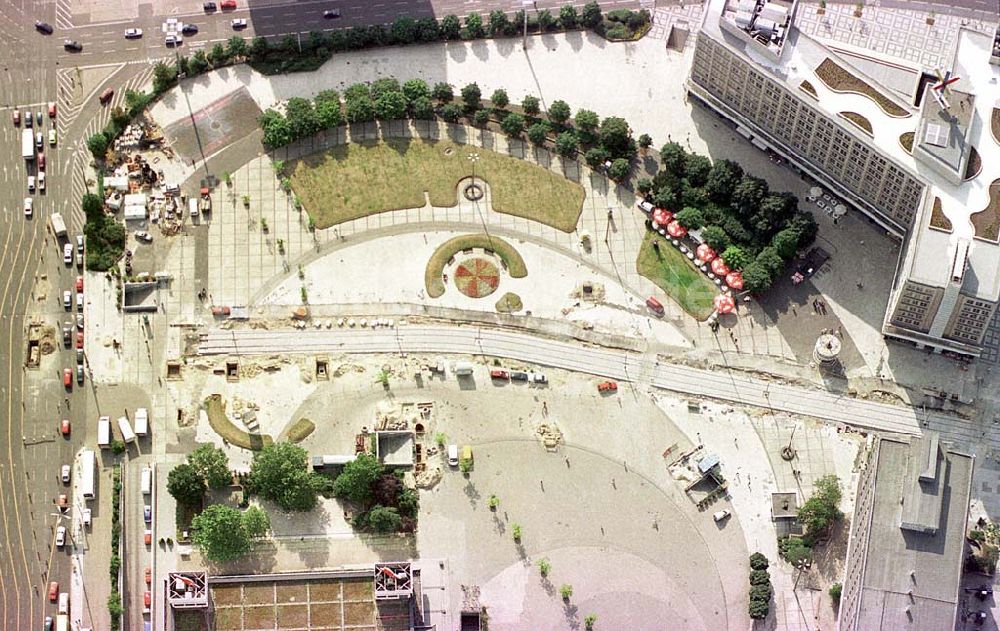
[198,325,977,440]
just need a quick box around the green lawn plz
[635,231,717,320]
[288,139,585,232]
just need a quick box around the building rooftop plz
[853,434,972,631]
[701,0,1000,303]
[770,492,798,519]
[719,0,797,60]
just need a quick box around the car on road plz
[76,331,84,349]
[144,590,151,612]
[221,0,237,8]
[81,508,91,527]
[144,505,152,522]
[144,529,152,545]
[529,372,547,385]
[55,526,66,547]
[76,314,84,329]
[76,364,84,384]
[62,369,72,389]
[145,567,152,585]
[35,131,43,148]
[49,129,57,146]
[11,110,19,125]
[510,370,529,381]
[35,21,53,34]
[27,175,35,192]
[124,28,143,39]
[75,275,83,292]
[323,9,341,18]
[36,111,42,125]
[44,616,53,630]
[57,493,68,508]
[99,88,114,104]
[713,509,731,523]
[135,231,153,243]
[38,152,45,170]
[75,349,83,365]
[490,369,509,380]
[63,39,82,51]
[597,380,618,393]
[203,1,217,11]
[447,444,459,466]
[165,33,181,46]
[61,465,70,483]
[24,111,31,128]
[38,172,45,191]
[75,290,83,311]
[48,582,58,601]
[62,324,71,347]
[63,243,73,264]
[23,198,31,217]
[63,290,71,309]
[182,23,199,35]
[231,18,247,29]
[48,102,56,118]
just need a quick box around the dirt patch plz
[799,80,817,99]
[276,604,310,627]
[212,584,243,606]
[213,607,243,631]
[815,58,910,118]
[536,423,564,451]
[929,197,953,232]
[965,145,982,181]
[971,179,1000,242]
[993,109,1000,145]
[310,601,342,623]
[839,112,872,136]
[244,583,275,605]
[343,601,376,626]
[204,394,274,451]
[276,581,309,603]
[282,418,316,443]
[309,581,342,602]
[342,579,373,600]
[244,605,276,628]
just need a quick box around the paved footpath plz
[197,324,989,448]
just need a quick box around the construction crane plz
[930,68,961,109]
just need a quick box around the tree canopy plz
[167,463,207,508]
[333,453,383,505]
[798,475,843,539]
[192,504,270,562]
[188,445,231,489]
[248,442,327,512]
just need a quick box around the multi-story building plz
[839,433,972,631]
[688,0,1000,356]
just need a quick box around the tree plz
[742,262,772,293]
[598,116,632,159]
[226,36,248,59]
[390,16,418,44]
[581,1,603,28]
[548,100,571,126]
[82,193,103,221]
[248,442,325,512]
[488,9,510,37]
[522,95,541,116]
[555,131,579,157]
[249,36,269,61]
[208,42,228,66]
[461,82,482,111]
[637,177,653,196]
[500,112,525,137]
[242,505,270,538]
[779,536,813,565]
[410,96,434,120]
[366,505,402,532]
[432,82,454,102]
[490,88,509,110]
[659,142,688,175]
[188,49,210,74]
[732,175,769,218]
[560,4,579,28]
[464,12,485,38]
[585,146,610,169]
[152,62,178,94]
[559,584,574,600]
[798,475,843,538]
[402,79,431,105]
[749,569,771,586]
[440,14,461,40]
[284,97,321,140]
[86,133,109,160]
[345,95,375,123]
[188,445,231,489]
[684,154,712,188]
[755,246,784,277]
[705,159,744,204]
[397,488,419,517]
[527,122,549,145]
[373,472,404,507]
[638,133,653,150]
[771,228,800,259]
[748,595,770,620]
[473,108,491,126]
[375,91,408,120]
[259,109,293,149]
[167,463,206,508]
[752,193,795,236]
[439,103,461,122]
[608,158,630,181]
[315,90,343,128]
[333,453,384,505]
[370,78,401,100]
[721,245,750,271]
[192,504,265,562]
[537,558,551,576]
[829,583,842,606]
[749,552,770,571]
[675,207,704,230]
[537,9,557,31]
[584,615,598,630]
[701,226,730,252]
[788,212,818,248]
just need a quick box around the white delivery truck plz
[50,212,67,238]
[188,197,199,218]
[141,467,152,494]
[134,407,149,436]
[452,361,474,376]
[21,129,34,160]
[118,415,136,443]
[97,416,111,448]
[80,450,95,501]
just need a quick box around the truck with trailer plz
[50,212,67,238]
[21,129,34,160]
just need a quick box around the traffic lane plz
[125,460,152,630]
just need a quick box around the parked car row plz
[489,368,546,384]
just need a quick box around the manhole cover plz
[454,257,500,298]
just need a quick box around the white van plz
[452,361,474,376]
[134,407,149,436]
[141,467,152,495]
[97,416,110,448]
[447,444,459,466]
[118,416,136,443]
[58,591,69,614]
[188,198,198,218]
[97,416,111,449]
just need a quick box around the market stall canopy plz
[714,293,735,314]
[696,244,717,263]
[652,208,673,226]
[726,271,744,290]
[666,220,688,238]
[711,258,730,276]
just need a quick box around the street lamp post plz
[521,0,535,50]
[468,152,480,187]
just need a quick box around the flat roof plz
[701,0,1000,301]
[853,435,972,631]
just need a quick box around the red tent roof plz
[696,244,717,263]
[652,208,672,225]
[666,220,687,238]
[711,258,730,276]
[726,271,744,290]
[714,293,735,314]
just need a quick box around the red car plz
[12,110,19,125]
[60,419,70,435]
[220,0,236,7]
[489,369,509,380]
[597,380,618,393]
[144,591,151,607]
[76,331,84,349]
[144,529,152,545]
[75,276,83,292]
[145,567,152,585]
[62,368,72,388]
[645,296,665,316]
[38,153,45,170]
[48,102,56,118]
[48,581,58,601]
[211,306,231,316]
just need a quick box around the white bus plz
[80,450,96,501]
[118,416,136,443]
[97,416,110,448]
[135,407,148,436]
